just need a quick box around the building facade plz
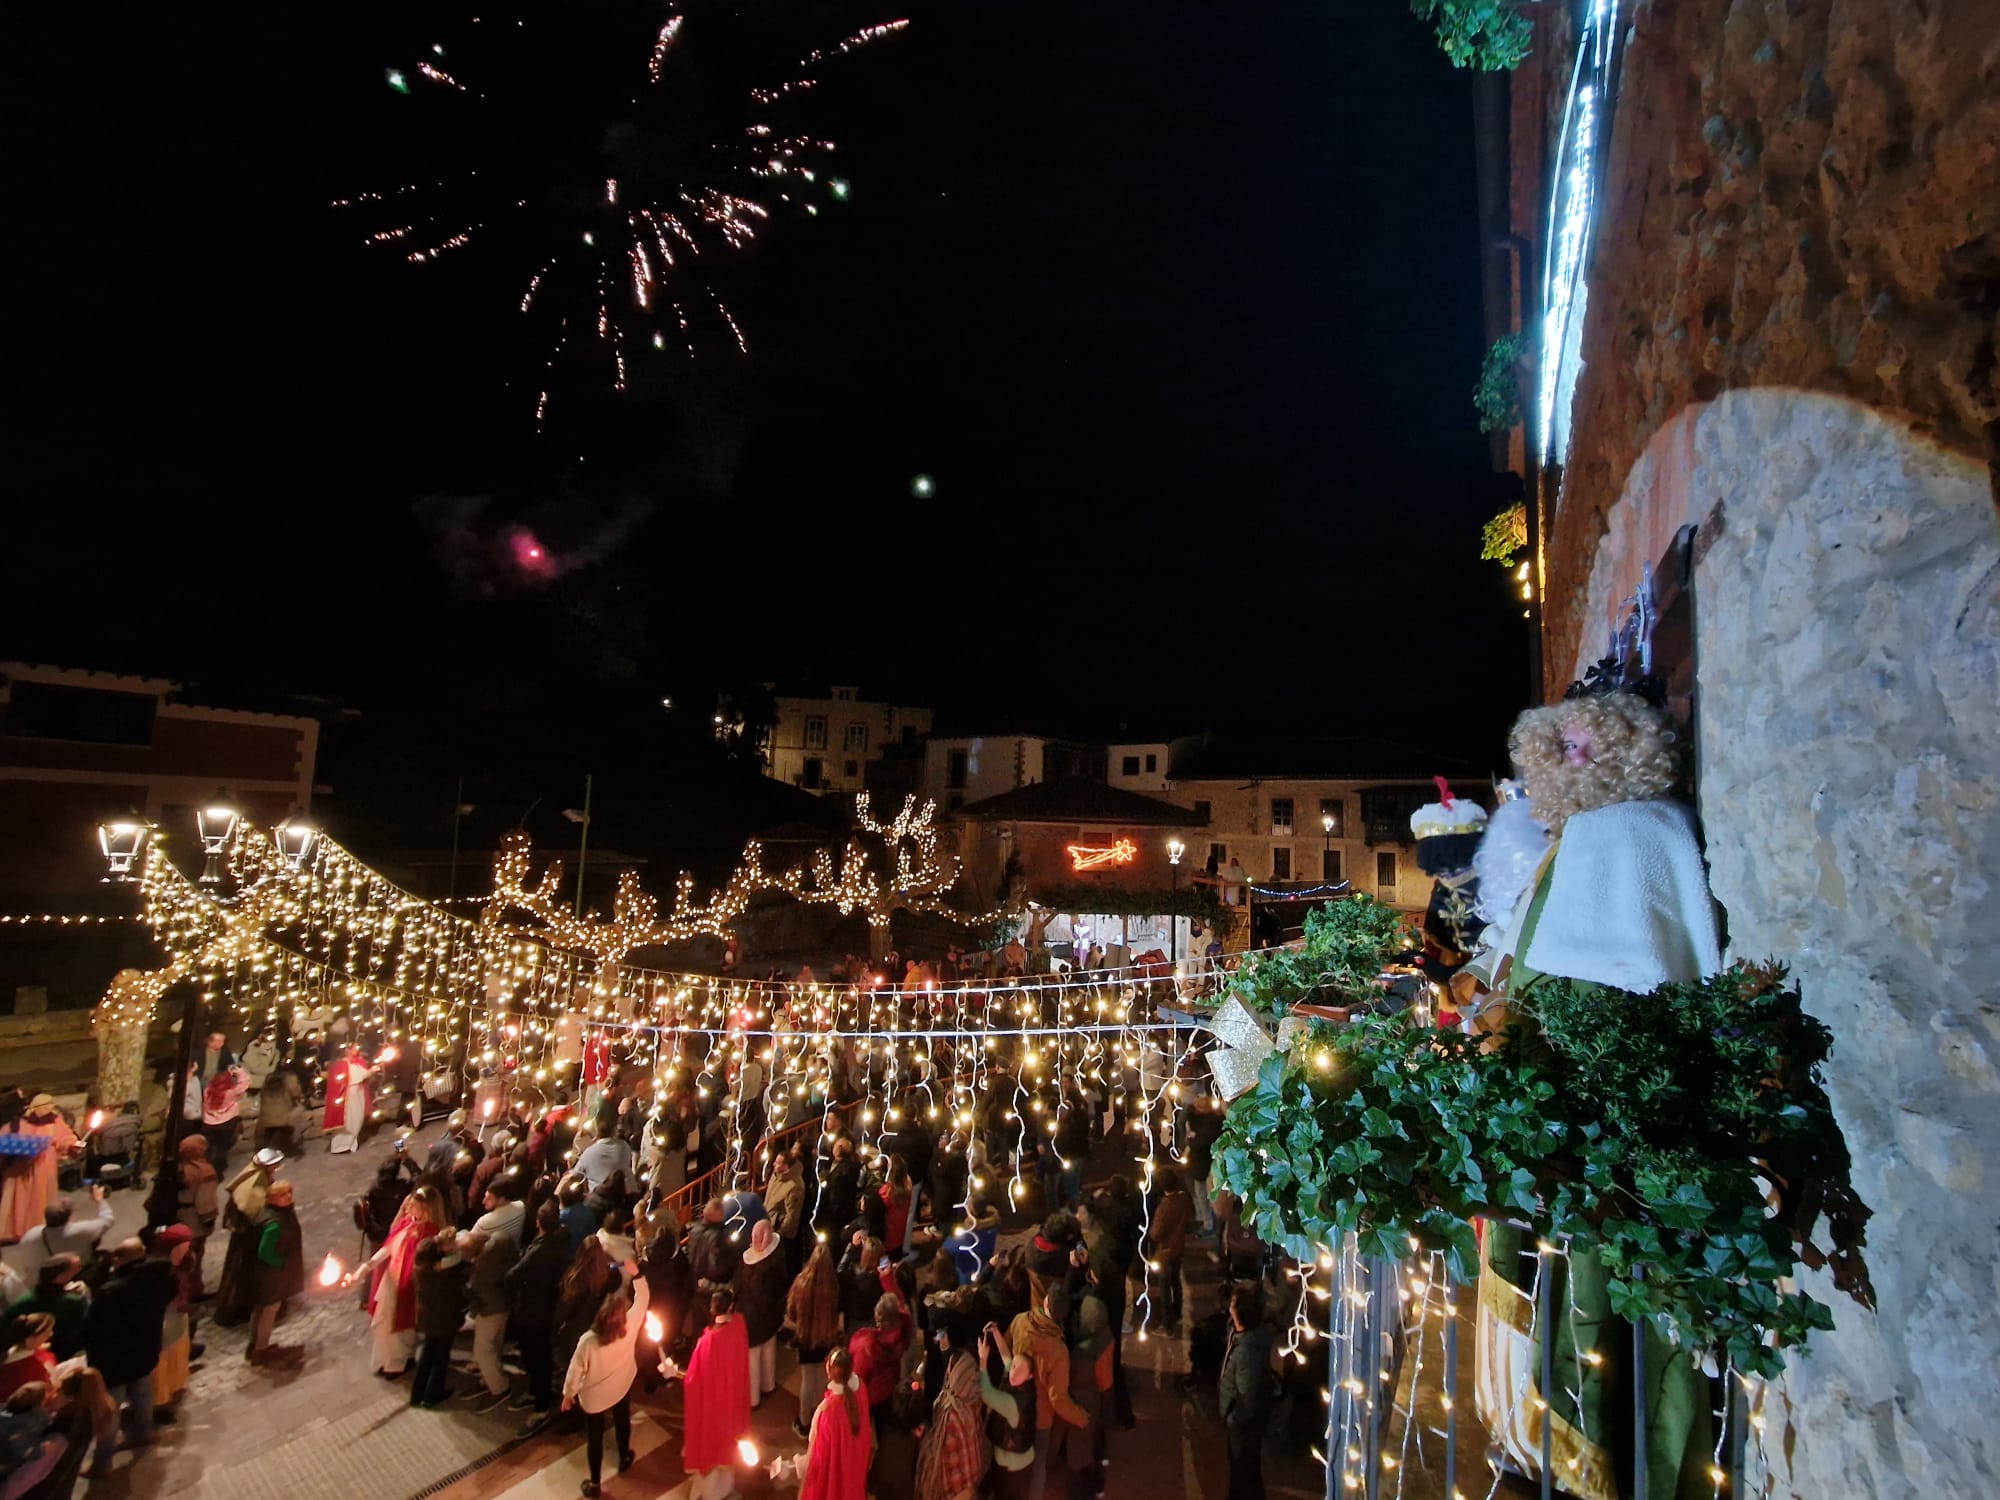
[0,663,321,901]
[765,686,932,797]
[1159,775,1439,912]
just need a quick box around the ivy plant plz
[1227,895,1411,1018]
[1214,961,1873,1379]
[1480,501,1528,566]
[1474,331,1527,432]
[1409,0,1534,71]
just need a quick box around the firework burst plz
[336,4,908,426]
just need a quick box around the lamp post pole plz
[1322,811,1335,881]
[1166,839,1185,968]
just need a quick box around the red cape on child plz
[682,1314,751,1473]
[801,1383,874,1500]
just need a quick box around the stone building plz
[1160,737,1492,914]
[763,684,932,796]
[1486,3,1999,1494]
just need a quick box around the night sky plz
[3,1,1527,849]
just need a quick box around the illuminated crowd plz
[1,966,1308,1500]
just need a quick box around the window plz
[946,749,969,790]
[844,723,869,753]
[844,760,859,778]
[1269,797,1294,835]
[1192,799,1211,824]
[1121,755,1141,777]
[833,687,855,702]
[801,759,823,789]
[1376,851,1397,891]
[1324,848,1344,882]
[804,716,828,750]
[1319,797,1345,837]
[901,724,918,748]
[1271,847,1292,880]
[1145,753,1157,773]
[1207,842,1227,870]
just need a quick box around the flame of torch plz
[645,1312,664,1345]
[318,1254,343,1288]
[737,1439,760,1467]
[87,1110,105,1133]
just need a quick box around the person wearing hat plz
[213,1147,285,1326]
[0,1096,81,1246]
[149,1225,201,1418]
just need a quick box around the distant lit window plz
[804,717,827,750]
[1271,847,1291,880]
[844,724,868,753]
[1269,797,1294,835]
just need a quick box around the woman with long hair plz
[681,1287,752,1500]
[554,1233,619,1378]
[915,1347,990,1500]
[365,1183,448,1376]
[560,1257,648,1498]
[785,1237,844,1440]
[800,1346,874,1500]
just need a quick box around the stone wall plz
[1580,388,1999,1498]
[1543,0,2000,695]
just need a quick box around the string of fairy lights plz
[82,803,1763,1499]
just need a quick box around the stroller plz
[84,1103,145,1190]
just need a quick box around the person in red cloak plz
[681,1286,752,1500]
[323,1046,373,1154]
[801,1346,874,1500]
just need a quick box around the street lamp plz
[96,814,153,883]
[1321,810,1335,876]
[274,816,317,871]
[196,792,240,885]
[1166,839,1185,967]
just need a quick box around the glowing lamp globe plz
[274,817,317,871]
[97,815,153,883]
[195,793,240,885]
[909,473,935,499]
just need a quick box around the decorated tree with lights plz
[482,829,760,969]
[757,793,966,960]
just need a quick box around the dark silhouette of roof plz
[953,779,1207,827]
[1168,735,1494,783]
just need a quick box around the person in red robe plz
[801,1347,874,1500]
[680,1287,752,1500]
[323,1046,373,1154]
